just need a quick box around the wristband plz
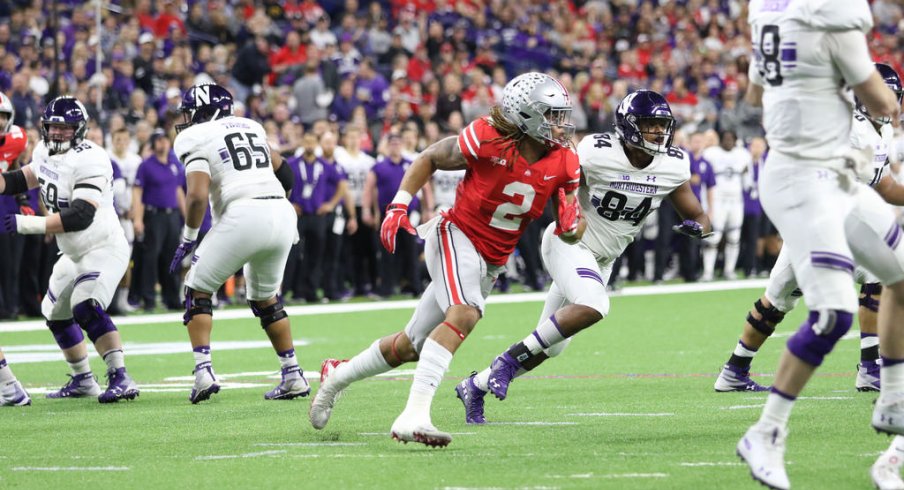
[17,215,47,234]
[391,190,413,206]
[182,225,200,241]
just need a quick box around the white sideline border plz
[0,278,769,334]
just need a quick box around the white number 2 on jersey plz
[489,182,535,231]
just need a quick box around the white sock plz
[331,340,392,390]
[473,368,491,391]
[102,349,125,370]
[861,336,880,350]
[193,347,212,367]
[69,356,91,375]
[724,242,740,276]
[758,390,795,429]
[882,363,904,394]
[702,245,717,278]
[277,348,299,370]
[404,338,453,416]
[523,316,567,354]
[0,360,14,384]
[733,342,758,358]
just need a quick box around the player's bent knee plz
[747,298,785,337]
[445,304,480,332]
[183,288,213,326]
[72,299,117,343]
[786,309,854,367]
[573,293,609,321]
[249,296,288,329]
[47,319,84,349]
[859,283,882,313]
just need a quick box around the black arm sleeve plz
[274,161,294,193]
[59,199,97,232]
[2,169,29,195]
[14,193,30,208]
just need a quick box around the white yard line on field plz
[0,279,770,333]
[566,412,675,417]
[195,450,286,461]
[12,466,130,471]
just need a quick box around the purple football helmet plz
[856,63,903,125]
[614,90,675,156]
[41,96,89,154]
[176,83,234,133]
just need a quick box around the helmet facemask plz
[536,105,575,148]
[626,115,674,156]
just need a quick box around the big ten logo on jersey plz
[218,131,270,171]
[755,24,797,87]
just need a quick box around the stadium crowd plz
[1,0,904,318]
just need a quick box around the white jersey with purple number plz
[576,133,690,266]
[432,169,466,211]
[174,116,285,220]
[335,146,375,207]
[30,139,123,260]
[748,0,874,165]
[702,146,750,199]
[850,113,895,187]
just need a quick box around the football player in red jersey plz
[0,92,33,216]
[310,73,582,446]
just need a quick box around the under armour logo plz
[646,175,656,182]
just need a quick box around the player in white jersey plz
[739,1,904,488]
[455,90,712,423]
[0,347,30,406]
[715,64,904,391]
[701,130,750,281]
[430,168,465,212]
[0,96,138,403]
[168,83,307,404]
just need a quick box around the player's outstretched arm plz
[669,181,713,238]
[397,136,468,198]
[874,174,904,206]
[184,172,210,231]
[0,165,38,195]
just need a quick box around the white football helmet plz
[0,91,14,136]
[501,72,575,147]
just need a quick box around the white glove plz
[843,145,876,184]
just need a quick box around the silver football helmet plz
[0,91,14,136]
[501,72,575,147]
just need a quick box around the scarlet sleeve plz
[561,150,581,193]
[456,117,495,166]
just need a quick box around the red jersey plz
[448,117,580,266]
[0,125,27,172]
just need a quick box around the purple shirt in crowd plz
[372,156,417,213]
[289,155,345,215]
[688,153,716,202]
[744,155,765,216]
[134,150,185,209]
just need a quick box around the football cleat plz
[264,365,311,400]
[872,447,904,490]
[390,411,452,448]
[487,352,521,400]
[454,373,487,424]
[714,364,770,392]
[737,423,790,490]
[46,372,102,399]
[856,361,881,392]
[98,368,139,403]
[873,392,904,436]
[309,358,347,430]
[0,380,31,406]
[190,361,220,404]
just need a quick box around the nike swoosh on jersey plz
[543,175,556,180]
